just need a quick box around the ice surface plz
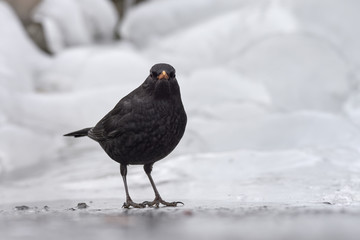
[1,0,360,231]
[1,200,360,240]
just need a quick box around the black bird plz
[64,63,187,208]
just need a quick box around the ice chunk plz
[145,1,297,71]
[74,0,117,42]
[0,1,50,91]
[285,0,360,68]
[232,34,351,111]
[34,0,117,53]
[34,0,92,52]
[36,46,150,92]
[182,111,360,153]
[182,67,271,108]
[121,0,250,46]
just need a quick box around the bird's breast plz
[101,96,186,165]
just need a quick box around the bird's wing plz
[88,103,131,142]
[88,86,143,142]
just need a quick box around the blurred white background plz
[1,0,360,206]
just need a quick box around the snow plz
[36,46,150,92]
[120,0,247,46]
[142,1,298,72]
[233,34,352,111]
[284,0,360,69]
[0,1,53,173]
[74,0,118,42]
[0,2,50,92]
[1,0,360,222]
[33,0,117,53]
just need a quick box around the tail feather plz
[64,127,92,138]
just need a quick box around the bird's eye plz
[151,71,157,78]
[169,72,175,78]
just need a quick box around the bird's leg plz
[120,164,145,208]
[142,163,184,208]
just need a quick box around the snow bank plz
[284,0,360,68]
[121,0,249,46]
[0,2,50,92]
[75,0,118,42]
[0,2,52,172]
[36,45,150,92]
[33,0,117,53]
[181,111,360,154]
[142,1,297,71]
[232,34,352,111]
[34,0,91,52]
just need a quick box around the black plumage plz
[64,63,187,208]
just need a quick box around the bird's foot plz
[122,199,146,209]
[143,197,184,208]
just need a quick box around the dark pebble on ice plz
[77,203,89,209]
[15,205,30,211]
[43,206,50,211]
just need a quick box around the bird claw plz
[122,199,146,209]
[142,198,184,208]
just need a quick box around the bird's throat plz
[154,80,171,99]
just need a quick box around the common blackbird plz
[64,63,187,208]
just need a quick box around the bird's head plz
[144,63,179,98]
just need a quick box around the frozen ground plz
[1,0,360,239]
[2,200,360,240]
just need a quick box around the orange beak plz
[157,70,169,80]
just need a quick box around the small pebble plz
[77,203,89,209]
[15,205,30,211]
